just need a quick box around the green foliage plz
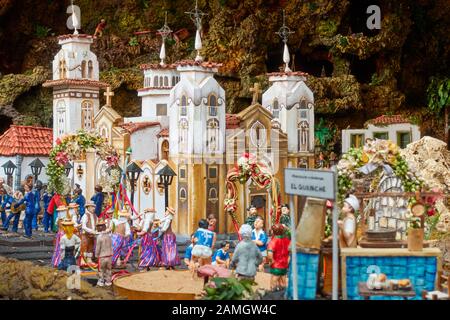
[128,37,139,47]
[426,77,450,114]
[35,25,51,38]
[203,277,255,300]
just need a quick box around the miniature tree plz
[427,77,450,148]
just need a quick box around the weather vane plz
[185,0,207,30]
[158,12,172,66]
[275,10,294,44]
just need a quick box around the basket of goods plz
[397,279,412,290]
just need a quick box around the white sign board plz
[284,168,336,200]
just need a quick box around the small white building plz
[341,114,421,152]
[0,125,52,191]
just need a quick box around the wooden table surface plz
[358,282,416,299]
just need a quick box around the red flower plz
[56,138,62,145]
[427,208,436,217]
[55,151,69,166]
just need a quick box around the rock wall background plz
[0,0,449,151]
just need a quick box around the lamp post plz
[64,162,73,177]
[156,164,176,210]
[2,160,17,187]
[126,162,142,206]
[29,158,45,183]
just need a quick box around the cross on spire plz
[158,12,173,66]
[104,87,114,106]
[250,83,262,105]
[185,0,208,62]
[275,10,294,72]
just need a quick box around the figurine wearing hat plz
[95,218,112,286]
[111,208,131,268]
[245,204,258,230]
[51,205,69,268]
[338,194,360,248]
[80,201,98,267]
[58,219,81,271]
[159,207,180,269]
[138,217,162,271]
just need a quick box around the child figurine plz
[138,219,162,271]
[212,241,231,268]
[245,205,258,229]
[267,224,291,290]
[252,216,268,272]
[111,209,131,268]
[58,219,81,271]
[95,219,112,287]
[231,224,263,281]
[338,194,359,248]
[207,213,217,232]
[184,233,195,271]
[192,219,216,272]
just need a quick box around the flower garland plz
[47,130,119,194]
[224,153,281,235]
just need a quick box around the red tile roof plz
[43,79,109,88]
[266,71,309,77]
[157,128,169,138]
[57,34,93,41]
[175,60,223,69]
[226,114,241,129]
[0,125,53,156]
[366,115,411,126]
[140,63,177,70]
[138,86,173,92]
[120,121,160,134]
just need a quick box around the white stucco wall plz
[130,126,161,161]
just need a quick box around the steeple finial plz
[185,0,207,62]
[158,12,172,66]
[70,0,80,35]
[275,10,294,73]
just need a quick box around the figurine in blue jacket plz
[90,184,104,217]
[72,185,86,222]
[14,184,35,238]
[42,185,52,233]
[0,187,13,228]
[32,180,43,231]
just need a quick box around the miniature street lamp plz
[156,164,176,210]
[64,162,73,177]
[76,164,84,179]
[126,162,143,206]
[29,158,45,182]
[2,160,17,187]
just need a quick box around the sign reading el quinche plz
[284,168,336,200]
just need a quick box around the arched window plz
[59,59,67,79]
[207,119,220,152]
[272,99,279,118]
[161,140,169,160]
[180,95,187,116]
[81,100,94,130]
[172,76,176,86]
[81,61,87,78]
[298,120,310,152]
[208,188,218,202]
[159,76,163,87]
[56,100,66,137]
[154,76,158,87]
[179,188,187,201]
[100,125,109,141]
[88,60,93,78]
[250,121,267,148]
[208,94,218,117]
[164,76,169,87]
[179,119,189,153]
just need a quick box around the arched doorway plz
[161,140,169,161]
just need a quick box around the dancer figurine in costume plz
[14,184,35,238]
[111,209,131,268]
[245,205,258,229]
[338,194,359,248]
[95,219,112,287]
[51,205,77,268]
[192,218,216,273]
[80,202,98,267]
[252,216,268,272]
[159,207,180,269]
[58,219,81,271]
[138,218,162,271]
[267,224,291,290]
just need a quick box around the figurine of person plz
[245,205,258,229]
[58,219,81,271]
[231,224,263,281]
[138,219,162,271]
[279,204,291,229]
[80,202,98,267]
[47,193,67,232]
[0,187,7,227]
[1,188,14,231]
[95,219,112,287]
[159,207,180,270]
[111,209,131,268]
[72,185,86,222]
[184,234,195,271]
[2,191,23,233]
[192,218,216,272]
[14,184,35,238]
[52,205,77,268]
[252,216,268,272]
[212,241,231,268]
[338,194,359,248]
[42,185,52,233]
[267,224,291,290]
[91,185,104,217]
[31,180,42,231]
[93,19,107,38]
[207,213,217,232]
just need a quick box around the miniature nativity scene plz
[0,1,449,301]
